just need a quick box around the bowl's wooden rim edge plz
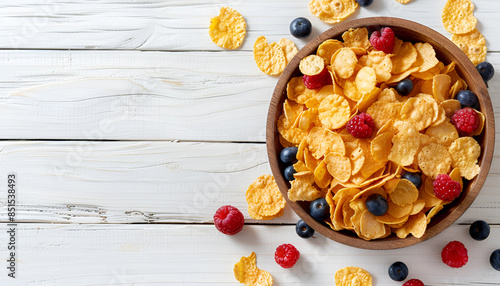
[266,17,495,250]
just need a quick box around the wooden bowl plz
[266,17,495,249]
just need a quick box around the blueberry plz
[283,165,296,181]
[490,249,500,271]
[402,172,422,189]
[356,0,374,6]
[296,219,314,238]
[469,220,490,241]
[280,147,298,164]
[396,79,413,96]
[289,17,312,38]
[365,193,388,216]
[309,197,330,221]
[456,90,479,109]
[476,61,494,83]
[388,261,409,281]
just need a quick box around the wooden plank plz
[0,140,498,224]
[0,50,274,141]
[0,50,499,141]
[0,223,499,285]
[0,0,498,52]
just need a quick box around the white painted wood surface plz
[0,0,499,285]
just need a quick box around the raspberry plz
[441,241,469,268]
[451,108,479,136]
[275,243,300,268]
[369,27,395,54]
[347,113,375,138]
[213,205,244,235]
[303,67,330,89]
[403,279,425,286]
[433,174,461,201]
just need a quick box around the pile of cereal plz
[277,27,485,240]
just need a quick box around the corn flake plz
[253,36,286,75]
[452,29,487,65]
[209,7,246,49]
[442,0,477,35]
[335,266,372,286]
[234,252,273,286]
[246,175,286,220]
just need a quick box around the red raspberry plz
[441,241,469,268]
[275,243,300,268]
[403,279,425,286]
[451,108,479,136]
[433,174,462,201]
[213,205,244,235]
[346,113,375,138]
[369,27,395,54]
[303,67,330,89]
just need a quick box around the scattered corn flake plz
[209,7,246,49]
[246,174,286,220]
[253,36,286,75]
[452,29,487,65]
[335,266,372,286]
[442,0,477,35]
[234,252,273,286]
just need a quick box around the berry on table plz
[296,219,314,238]
[280,146,298,164]
[356,0,374,6]
[303,67,330,89]
[451,108,480,136]
[284,165,296,181]
[396,78,414,96]
[469,220,490,241]
[402,172,422,189]
[456,90,479,109]
[403,279,425,286]
[289,17,312,38]
[388,261,409,281]
[490,249,500,271]
[347,113,375,138]
[369,27,395,54]
[213,205,244,235]
[433,174,461,201]
[365,193,388,216]
[441,241,468,268]
[309,197,330,221]
[275,243,300,268]
[476,61,494,83]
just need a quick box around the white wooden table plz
[0,1,499,285]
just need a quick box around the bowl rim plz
[266,17,495,250]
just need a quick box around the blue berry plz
[396,79,413,96]
[490,249,500,271]
[309,197,330,221]
[356,0,374,6]
[476,61,494,83]
[280,147,298,164]
[388,261,409,281]
[289,17,312,39]
[456,90,479,110]
[296,219,314,238]
[402,172,422,189]
[283,165,296,181]
[469,220,490,241]
[365,193,388,216]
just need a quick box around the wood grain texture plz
[0,50,274,141]
[0,223,499,285]
[0,50,499,141]
[0,0,498,52]
[0,140,498,224]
